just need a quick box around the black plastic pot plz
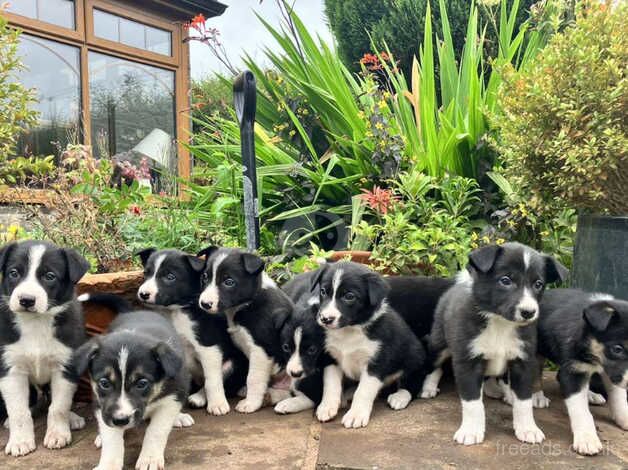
[572,214,628,299]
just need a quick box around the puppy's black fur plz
[198,247,293,413]
[425,242,568,446]
[537,288,628,455]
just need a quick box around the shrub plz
[496,2,628,215]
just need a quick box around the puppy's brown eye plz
[320,288,327,297]
[135,379,150,390]
[343,292,356,302]
[282,343,291,353]
[8,269,19,280]
[499,276,513,287]
[533,280,544,290]
[201,272,209,283]
[98,378,111,390]
[165,273,176,282]
[610,344,625,356]
[223,278,236,287]
[44,272,56,282]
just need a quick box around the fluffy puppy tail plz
[77,293,133,314]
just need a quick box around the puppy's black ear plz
[186,255,205,272]
[468,245,502,274]
[73,338,99,377]
[309,266,326,293]
[242,253,265,275]
[63,248,90,283]
[364,272,389,308]
[584,301,616,332]
[197,246,219,259]
[153,342,182,379]
[0,242,17,271]
[136,247,156,267]
[544,256,569,284]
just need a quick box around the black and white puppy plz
[137,248,246,416]
[74,311,189,470]
[197,247,293,413]
[311,261,426,428]
[0,240,89,457]
[536,288,628,455]
[423,242,568,446]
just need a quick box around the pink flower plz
[359,186,398,215]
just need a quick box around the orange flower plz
[359,186,398,215]
[191,13,206,27]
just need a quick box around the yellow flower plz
[540,231,549,237]
[8,225,19,235]
[375,122,384,130]
[471,232,479,240]
[496,238,506,245]
[288,130,296,137]
[378,99,388,109]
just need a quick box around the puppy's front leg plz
[602,373,628,430]
[235,346,273,413]
[509,359,545,443]
[452,360,485,445]
[44,370,78,449]
[316,364,343,422]
[558,368,602,455]
[136,396,181,470]
[341,371,382,429]
[197,345,230,415]
[0,372,36,456]
[94,410,125,470]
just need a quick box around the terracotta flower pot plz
[329,250,373,265]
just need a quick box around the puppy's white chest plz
[470,315,526,377]
[325,326,380,381]
[170,311,202,376]
[3,314,71,384]
[229,325,255,358]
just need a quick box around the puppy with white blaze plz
[423,242,568,446]
[536,289,628,455]
[137,248,247,416]
[0,240,90,457]
[311,262,426,428]
[198,247,293,413]
[73,311,189,470]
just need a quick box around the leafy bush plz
[0,12,38,158]
[496,2,628,215]
[0,155,55,185]
[191,75,233,128]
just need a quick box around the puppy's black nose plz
[519,308,536,320]
[112,416,130,427]
[139,292,150,300]
[290,370,303,379]
[320,316,333,325]
[200,300,213,310]
[19,295,36,309]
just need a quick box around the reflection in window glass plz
[89,52,176,174]
[7,0,75,30]
[93,9,172,56]
[16,35,81,157]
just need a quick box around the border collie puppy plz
[197,247,293,413]
[310,261,426,428]
[137,248,245,416]
[0,240,89,457]
[536,288,628,455]
[422,242,568,446]
[74,311,189,470]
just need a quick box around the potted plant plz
[495,3,627,297]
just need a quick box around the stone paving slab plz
[0,372,625,469]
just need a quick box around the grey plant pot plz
[572,214,628,299]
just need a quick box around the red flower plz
[359,186,397,215]
[130,205,142,216]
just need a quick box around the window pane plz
[93,9,119,43]
[88,52,176,174]
[93,9,172,57]
[7,0,75,30]
[15,35,81,157]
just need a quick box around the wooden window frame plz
[6,0,191,180]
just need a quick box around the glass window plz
[7,0,75,30]
[88,52,176,173]
[93,9,172,56]
[15,35,81,157]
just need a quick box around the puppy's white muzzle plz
[137,279,157,303]
[318,302,341,329]
[9,282,48,314]
[514,288,539,323]
[199,285,220,313]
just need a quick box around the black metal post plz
[233,70,260,251]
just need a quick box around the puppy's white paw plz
[515,424,545,444]
[316,402,339,422]
[69,411,86,430]
[572,432,603,455]
[387,389,412,410]
[5,433,36,457]
[94,434,102,449]
[173,412,195,428]
[453,423,485,446]
[420,384,439,399]
[235,398,262,414]
[135,453,165,470]
[532,391,551,409]
[341,405,371,429]
[43,423,72,449]
[187,390,207,408]
[588,391,606,406]
[207,399,230,416]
